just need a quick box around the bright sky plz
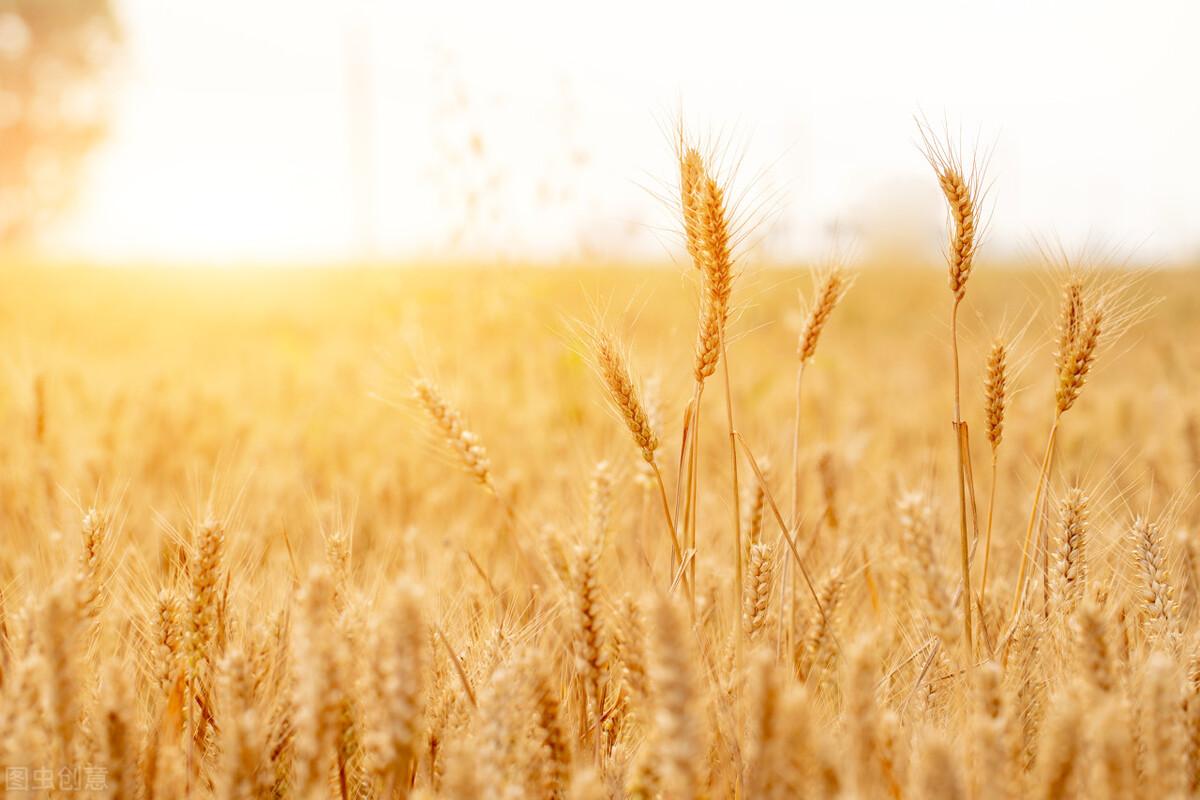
[47,0,1200,266]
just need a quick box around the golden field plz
[2,256,1200,799]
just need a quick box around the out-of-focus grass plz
[2,261,1196,591]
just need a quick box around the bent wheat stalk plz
[737,432,831,634]
[594,330,688,596]
[792,266,849,528]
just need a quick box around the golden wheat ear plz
[983,338,1008,451]
[679,146,706,271]
[588,327,687,587]
[592,330,659,465]
[797,264,851,363]
[1049,488,1089,616]
[742,541,775,643]
[412,377,494,490]
[1129,515,1181,649]
[977,336,1009,609]
[692,169,735,384]
[916,121,990,301]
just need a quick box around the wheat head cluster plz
[1,124,1199,800]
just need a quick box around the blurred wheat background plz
[3,1,1200,799]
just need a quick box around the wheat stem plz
[951,298,974,659]
[652,462,691,599]
[791,362,806,529]
[736,432,831,636]
[979,451,999,605]
[1011,417,1060,619]
[720,338,744,647]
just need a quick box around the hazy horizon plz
[37,0,1200,267]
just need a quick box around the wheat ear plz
[978,338,1008,610]
[594,331,685,586]
[413,378,494,491]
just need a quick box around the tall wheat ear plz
[919,119,992,661]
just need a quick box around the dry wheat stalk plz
[594,331,686,588]
[923,127,986,659]
[676,141,740,623]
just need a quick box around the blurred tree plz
[0,0,121,245]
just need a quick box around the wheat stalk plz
[593,330,686,587]
[922,125,986,661]
[1012,278,1114,622]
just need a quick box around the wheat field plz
[2,143,1200,799]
